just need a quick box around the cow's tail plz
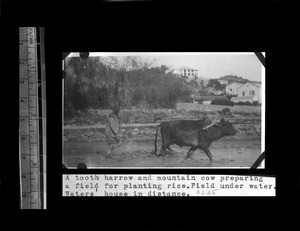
[154,124,161,153]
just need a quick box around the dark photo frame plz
[1,0,299,230]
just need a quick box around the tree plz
[64,56,194,112]
[207,79,225,91]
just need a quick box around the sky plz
[68,52,263,82]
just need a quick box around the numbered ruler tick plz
[19,27,42,209]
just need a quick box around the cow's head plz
[216,118,237,136]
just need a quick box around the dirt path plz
[64,117,261,129]
[63,138,261,168]
[64,123,159,129]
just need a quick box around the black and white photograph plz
[62,52,264,168]
[2,0,299,229]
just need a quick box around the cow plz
[154,118,237,161]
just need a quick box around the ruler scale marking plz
[19,27,46,209]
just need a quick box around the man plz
[104,106,122,155]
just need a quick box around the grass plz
[64,106,261,126]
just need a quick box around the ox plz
[154,118,237,161]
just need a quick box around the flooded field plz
[63,138,261,168]
[63,107,262,168]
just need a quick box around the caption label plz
[63,174,275,197]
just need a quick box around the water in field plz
[63,138,261,168]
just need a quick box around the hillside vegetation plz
[65,57,194,118]
[64,57,259,120]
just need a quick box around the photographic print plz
[62,52,264,168]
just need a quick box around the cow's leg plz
[202,147,213,161]
[160,140,170,156]
[158,128,166,156]
[161,135,172,156]
[185,147,196,159]
[160,143,168,156]
[167,145,175,153]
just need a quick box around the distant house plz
[226,82,243,95]
[218,79,229,86]
[193,95,227,105]
[231,82,262,103]
[172,66,199,78]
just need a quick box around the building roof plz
[231,95,256,101]
[193,95,227,101]
[227,82,244,87]
[249,81,262,84]
[249,82,261,88]
[240,82,261,88]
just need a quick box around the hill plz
[218,75,249,84]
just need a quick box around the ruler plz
[19,27,46,209]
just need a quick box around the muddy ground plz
[63,137,261,168]
[63,108,262,168]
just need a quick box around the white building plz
[226,82,243,95]
[172,66,199,78]
[231,82,262,103]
